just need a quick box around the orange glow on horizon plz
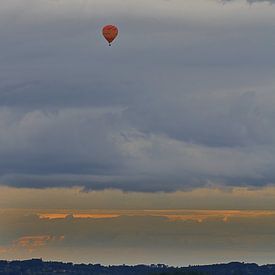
[36,209,275,223]
[38,213,120,220]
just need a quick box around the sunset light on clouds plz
[2,185,275,265]
[1,0,275,267]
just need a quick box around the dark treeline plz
[1,259,275,275]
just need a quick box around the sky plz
[1,0,275,266]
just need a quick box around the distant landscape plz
[1,259,275,275]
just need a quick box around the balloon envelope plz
[102,25,119,45]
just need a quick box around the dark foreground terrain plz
[0,259,275,275]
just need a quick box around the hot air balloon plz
[102,25,119,46]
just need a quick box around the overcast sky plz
[1,0,275,192]
[2,0,275,266]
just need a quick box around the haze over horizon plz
[1,0,275,266]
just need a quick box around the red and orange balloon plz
[102,25,119,46]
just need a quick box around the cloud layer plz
[1,208,275,265]
[1,0,275,191]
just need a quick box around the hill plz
[0,259,275,275]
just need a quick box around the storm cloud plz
[1,0,275,191]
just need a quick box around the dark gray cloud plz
[1,0,275,191]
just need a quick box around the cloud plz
[36,210,275,223]
[2,208,275,265]
[14,235,64,252]
[0,0,275,191]
[38,213,120,220]
[0,235,64,255]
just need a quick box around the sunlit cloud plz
[38,213,69,220]
[14,235,61,252]
[157,210,275,223]
[36,210,275,223]
[2,208,275,265]
[0,235,65,255]
[0,247,8,254]
[38,213,120,220]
